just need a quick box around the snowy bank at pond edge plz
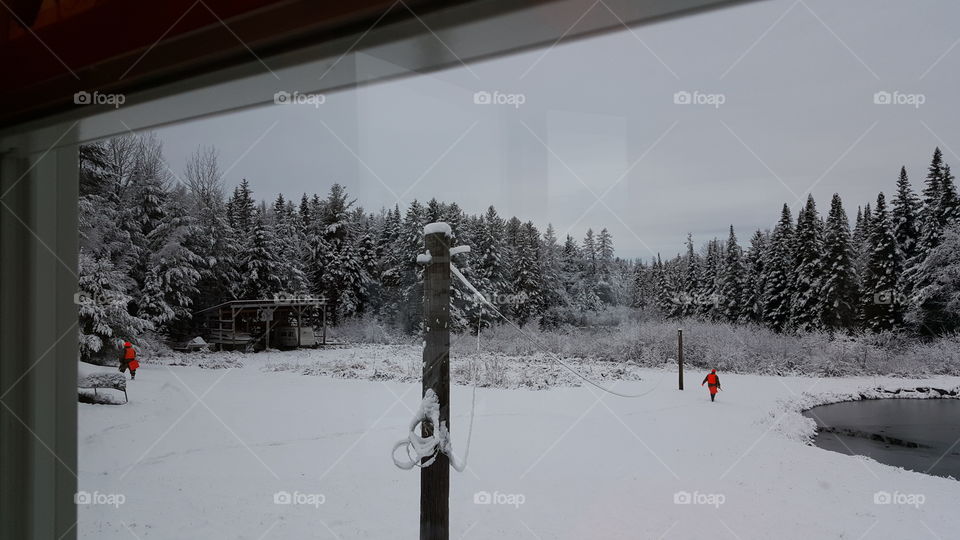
[767,380,960,444]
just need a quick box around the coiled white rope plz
[392,389,458,469]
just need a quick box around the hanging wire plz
[449,263,664,399]
[392,261,666,472]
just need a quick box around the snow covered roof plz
[194,298,326,314]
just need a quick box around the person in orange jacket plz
[701,369,721,401]
[119,341,139,380]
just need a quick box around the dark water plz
[804,399,960,480]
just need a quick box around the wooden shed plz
[195,298,328,350]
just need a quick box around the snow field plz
[78,349,960,539]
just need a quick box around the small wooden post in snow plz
[678,328,684,390]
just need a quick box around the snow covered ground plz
[78,347,960,539]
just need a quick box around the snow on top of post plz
[423,222,451,237]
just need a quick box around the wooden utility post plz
[678,328,684,390]
[321,305,327,346]
[421,224,451,540]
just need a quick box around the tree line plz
[634,147,960,336]
[77,135,960,360]
[77,134,635,359]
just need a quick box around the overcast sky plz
[154,0,960,259]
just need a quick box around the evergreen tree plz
[597,228,615,268]
[941,163,959,226]
[631,260,654,312]
[821,194,858,332]
[697,238,722,318]
[892,166,921,263]
[719,226,745,322]
[77,252,153,361]
[583,229,598,276]
[425,198,443,223]
[374,206,402,315]
[907,222,960,334]
[511,222,545,325]
[228,179,256,239]
[540,224,566,314]
[124,134,172,295]
[740,230,767,324]
[272,194,310,294]
[299,193,312,232]
[241,210,284,299]
[476,206,507,302]
[560,234,594,311]
[908,149,958,330]
[861,193,904,331]
[918,148,946,255]
[183,148,241,310]
[144,190,205,334]
[310,184,368,322]
[138,266,174,328]
[762,204,795,331]
[680,233,701,317]
[790,195,826,332]
[381,200,426,332]
[78,134,163,357]
[652,255,671,316]
[595,228,616,304]
[357,221,381,316]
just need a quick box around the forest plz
[77,134,960,361]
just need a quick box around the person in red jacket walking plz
[701,369,721,401]
[119,341,139,380]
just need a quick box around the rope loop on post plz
[392,389,466,471]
